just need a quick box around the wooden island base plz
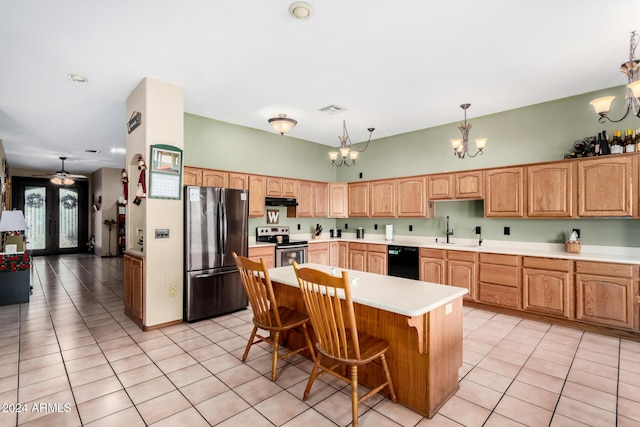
[272,281,464,418]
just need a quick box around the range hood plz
[265,197,298,207]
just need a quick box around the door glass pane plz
[24,186,46,250]
[59,188,78,248]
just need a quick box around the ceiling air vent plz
[318,104,347,115]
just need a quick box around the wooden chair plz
[292,262,397,427]
[232,252,315,381]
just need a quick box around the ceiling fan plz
[33,156,88,185]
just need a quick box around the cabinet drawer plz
[367,244,387,253]
[309,242,329,251]
[478,282,519,309]
[479,264,519,287]
[575,261,634,278]
[523,257,571,272]
[349,242,367,251]
[249,246,275,259]
[447,250,477,262]
[420,248,446,259]
[480,253,520,266]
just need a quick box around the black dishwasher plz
[387,245,420,280]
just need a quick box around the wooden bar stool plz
[232,252,315,381]
[292,262,397,427]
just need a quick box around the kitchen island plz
[268,263,468,418]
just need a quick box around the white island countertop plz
[268,263,468,318]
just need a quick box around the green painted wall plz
[184,85,640,246]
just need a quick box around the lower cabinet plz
[478,253,520,309]
[349,243,367,272]
[447,250,477,301]
[419,248,446,284]
[124,253,144,326]
[522,257,572,319]
[329,241,349,268]
[367,244,387,275]
[248,246,275,269]
[308,242,330,265]
[575,261,636,330]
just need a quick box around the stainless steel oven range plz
[256,226,308,267]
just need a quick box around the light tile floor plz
[0,254,639,426]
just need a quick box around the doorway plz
[12,177,89,256]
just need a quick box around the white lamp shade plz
[339,147,351,158]
[51,176,75,185]
[0,210,28,232]
[268,114,297,135]
[589,96,616,114]
[329,151,339,161]
[349,150,359,160]
[450,139,462,149]
[628,80,640,99]
[475,138,488,150]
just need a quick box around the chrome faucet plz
[445,216,454,243]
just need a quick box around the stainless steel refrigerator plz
[184,186,249,322]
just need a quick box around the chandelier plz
[450,104,487,159]
[589,31,640,123]
[329,121,375,167]
[268,114,297,135]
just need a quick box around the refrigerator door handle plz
[221,197,228,253]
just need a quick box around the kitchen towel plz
[385,224,393,241]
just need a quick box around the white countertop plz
[268,263,468,317]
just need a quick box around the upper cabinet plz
[577,156,632,217]
[328,183,348,218]
[485,167,525,217]
[454,171,483,199]
[370,179,396,217]
[265,177,297,198]
[202,169,228,187]
[248,175,266,217]
[348,182,370,217]
[183,167,202,186]
[427,174,453,200]
[314,182,329,217]
[295,180,314,218]
[527,163,575,217]
[397,176,433,217]
[228,173,248,190]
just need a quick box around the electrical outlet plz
[345,223,348,229]
[504,226,510,236]
[409,225,413,231]
[572,228,581,239]
[297,224,301,230]
[169,286,177,297]
[374,224,378,230]
[475,226,481,234]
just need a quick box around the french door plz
[12,177,88,256]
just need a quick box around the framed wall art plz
[148,144,183,199]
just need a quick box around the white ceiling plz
[0,0,639,175]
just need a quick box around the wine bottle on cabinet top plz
[625,129,636,152]
[610,130,624,154]
[595,133,601,155]
[601,130,611,155]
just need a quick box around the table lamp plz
[0,210,28,253]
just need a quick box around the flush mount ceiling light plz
[589,31,640,123]
[450,104,487,159]
[329,120,375,167]
[289,2,313,19]
[268,114,297,135]
[67,73,88,83]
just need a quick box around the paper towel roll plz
[385,224,393,241]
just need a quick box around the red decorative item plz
[121,169,129,204]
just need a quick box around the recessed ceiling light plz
[289,2,313,19]
[110,147,126,154]
[68,73,88,83]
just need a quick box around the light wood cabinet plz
[183,167,202,186]
[522,257,572,319]
[419,248,446,284]
[575,261,636,329]
[478,253,521,309]
[296,181,314,217]
[349,242,367,272]
[248,246,275,269]
[427,174,453,200]
[370,179,396,217]
[329,241,349,268]
[282,179,297,198]
[348,182,370,217]
[202,169,228,187]
[314,182,328,217]
[228,173,248,189]
[455,171,484,199]
[248,175,266,217]
[308,242,330,265]
[397,176,433,217]
[124,253,144,326]
[527,163,575,217]
[447,250,477,301]
[329,183,348,218]
[485,167,525,217]
[266,177,282,197]
[578,156,633,217]
[367,244,387,275]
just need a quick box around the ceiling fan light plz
[589,96,616,115]
[50,177,62,185]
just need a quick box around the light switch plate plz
[155,229,169,238]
